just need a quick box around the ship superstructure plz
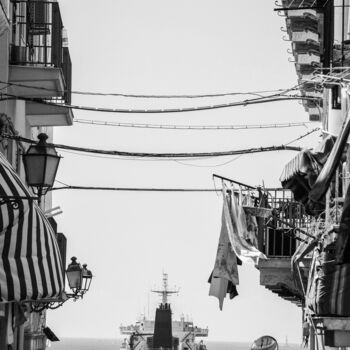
[119,274,208,350]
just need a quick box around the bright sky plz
[47,0,320,344]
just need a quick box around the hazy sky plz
[47,0,320,344]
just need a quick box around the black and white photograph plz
[0,1,349,350]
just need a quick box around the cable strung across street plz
[2,133,302,158]
[0,80,303,98]
[74,119,311,131]
[50,186,221,192]
[0,92,320,114]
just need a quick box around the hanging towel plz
[222,186,266,264]
[209,276,228,311]
[212,209,239,284]
[209,208,239,310]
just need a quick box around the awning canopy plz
[279,135,335,214]
[0,152,64,302]
[279,135,335,184]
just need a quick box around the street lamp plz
[66,256,83,294]
[30,256,93,312]
[22,133,61,202]
[66,257,93,298]
[81,264,93,294]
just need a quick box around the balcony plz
[9,0,73,126]
[256,189,312,306]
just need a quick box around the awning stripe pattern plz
[0,152,64,302]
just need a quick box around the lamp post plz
[22,133,61,204]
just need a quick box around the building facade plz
[0,0,73,349]
[258,1,350,349]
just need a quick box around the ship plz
[119,273,208,350]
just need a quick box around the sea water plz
[49,339,303,350]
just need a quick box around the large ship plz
[119,274,208,350]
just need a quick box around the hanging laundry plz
[222,185,266,264]
[245,211,258,248]
[208,208,239,310]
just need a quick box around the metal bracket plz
[0,195,38,209]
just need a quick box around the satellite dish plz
[251,336,278,350]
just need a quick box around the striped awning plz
[0,152,64,302]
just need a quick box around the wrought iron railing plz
[10,0,71,104]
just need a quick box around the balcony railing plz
[10,0,71,103]
[260,189,312,258]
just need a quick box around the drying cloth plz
[223,186,266,264]
[212,210,239,284]
[209,276,228,311]
[209,208,239,310]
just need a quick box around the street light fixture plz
[81,264,93,294]
[66,257,93,299]
[30,256,93,312]
[22,133,61,202]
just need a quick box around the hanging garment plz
[222,186,266,264]
[208,208,239,310]
[212,209,239,284]
[245,211,258,248]
[208,275,229,311]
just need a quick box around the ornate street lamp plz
[30,256,93,312]
[81,264,93,294]
[22,133,61,201]
[66,257,93,298]
[66,256,83,294]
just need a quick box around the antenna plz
[151,273,179,305]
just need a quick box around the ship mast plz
[151,273,179,305]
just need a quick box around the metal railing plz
[10,0,71,103]
[261,189,312,257]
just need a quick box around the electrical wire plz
[0,80,301,99]
[50,186,221,192]
[1,133,301,158]
[0,92,320,114]
[74,119,310,131]
[285,127,321,145]
[173,154,243,168]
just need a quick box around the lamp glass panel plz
[82,276,92,292]
[43,156,60,187]
[24,155,46,186]
[67,270,82,290]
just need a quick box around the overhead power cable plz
[2,133,301,158]
[0,80,301,99]
[285,127,321,145]
[74,119,310,131]
[0,93,320,114]
[50,186,220,192]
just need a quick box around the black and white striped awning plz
[0,152,64,302]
